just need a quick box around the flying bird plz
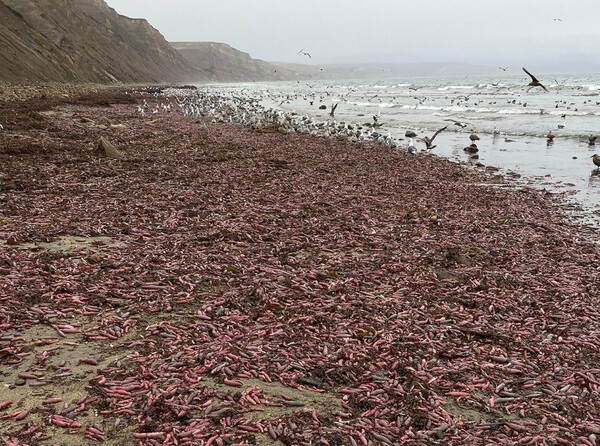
[498,66,510,71]
[420,125,448,151]
[553,18,563,22]
[329,102,339,118]
[444,118,469,128]
[522,67,549,92]
[297,49,311,58]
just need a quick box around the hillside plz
[172,42,297,82]
[0,0,199,83]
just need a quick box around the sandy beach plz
[2,87,600,445]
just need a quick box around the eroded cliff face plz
[171,42,297,82]
[0,0,201,83]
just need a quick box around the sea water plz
[199,73,600,226]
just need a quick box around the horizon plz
[104,0,600,74]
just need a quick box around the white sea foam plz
[498,108,549,115]
[437,85,475,91]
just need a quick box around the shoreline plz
[2,87,600,445]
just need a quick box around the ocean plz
[198,73,600,227]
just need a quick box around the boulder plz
[95,137,122,158]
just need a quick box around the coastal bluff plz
[171,41,295,82]
[0,0,197,83]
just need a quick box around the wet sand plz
[1,88,600,445]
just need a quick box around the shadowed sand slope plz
[0,0,200,83]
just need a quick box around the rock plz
[298,376,322,387]
[95,137,122,159]
[319,105,327,110]
[463,143,479,153]
[88,252,104,263]
[15,378,26,386]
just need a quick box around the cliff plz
[0,0,200,83]
[171,42,296,82]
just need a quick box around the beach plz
[2,87,600,445]
[208,75,600,224]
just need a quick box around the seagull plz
[297,49,311,58]
[329,102,339,118]
[498,66,510,72]
[553,18,563,22]
[420,125,448,151]
[407,138,418,155]
[592,154,600,172]
[589,135,597,146]
[444,118,468,128]
[522,67,549,92]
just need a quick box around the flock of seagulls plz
[396,68,598,170]
[129,57,598,172]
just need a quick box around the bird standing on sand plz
[522,67,549,92]
[421,125,448,151]
[592,154,600,172]
[588,135,597,146]
[407,138,417,155]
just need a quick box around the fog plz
[104,0,600,72]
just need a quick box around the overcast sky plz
[104,0,600,71]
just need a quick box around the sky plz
[104,0,600,72]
